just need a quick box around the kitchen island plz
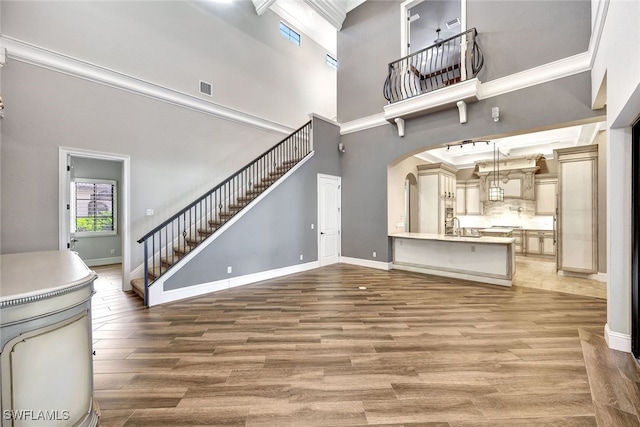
[390,232,516,286]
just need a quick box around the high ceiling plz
[251,0,367,54]
[416,122,605,169]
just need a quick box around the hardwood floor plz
[91,263,639,426]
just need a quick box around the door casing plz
[59,147,131,291]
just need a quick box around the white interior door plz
[318,174,341,266]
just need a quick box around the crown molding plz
[2,36,294,136]
[303,0,347,30]
[479,52,591,99]
[340,113,388,135]
[252,0,277,16]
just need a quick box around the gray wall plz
[340,72,603,262]
[338,0,591,122]
[2,0,336,127]
[70,156,123,265]
[1,60,282,266]
[165,116,341,290]
[0,0,337,268]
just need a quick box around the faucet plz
[452,217,461,237]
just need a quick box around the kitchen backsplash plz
[457,199,554,230]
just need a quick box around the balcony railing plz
[383,28,484,104]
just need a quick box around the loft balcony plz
[383,28,484,135]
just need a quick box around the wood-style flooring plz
[91,261,640,426]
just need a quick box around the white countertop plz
[390,232,514,244]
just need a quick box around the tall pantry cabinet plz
[417,163,457,234]
[555,145,598,274]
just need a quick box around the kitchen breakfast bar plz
[390,232,516,287]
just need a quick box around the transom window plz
[279,21,301,46]
[326,54,338,69]
[71,179,117,236]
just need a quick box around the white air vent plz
[446,18,461,29]
[199,80,212,96]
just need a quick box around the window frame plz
[326,54,338,69]
[279,21,301,46]
[71,178,118,237]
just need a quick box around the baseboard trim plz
[83,256,123,267]
[604,324,631,353]
[340,257,392,270]
[558,269,608,283]
[147,261,320,306]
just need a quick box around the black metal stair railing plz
[383,28,484,104]
[137,120,312,305]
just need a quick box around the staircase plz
[132,121,313,304]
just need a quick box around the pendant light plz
[488,143,504,202]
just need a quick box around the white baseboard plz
[147,261,319,306]
[84,256,123,267]
[340,257,392,270]
[558,270,608,283]
[604,324,631,353]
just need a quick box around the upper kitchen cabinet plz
[476,154,542,201]
[555,145,598,274]
[534,175,558,216]
[417,163,457,234]
[456,180,482,215]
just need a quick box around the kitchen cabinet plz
[555,145,598,274]
[513,229,524,254]
[535,176,557,216]
[524,230,555,257]
[417,163,457,234]
[455,180,482,215]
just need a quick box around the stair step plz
[246,189,262,196]
[174,244,193,256]
[276,165,291,171]
[219,211,234,219]
[131,278,145,299]
[282,159,299,166]
[208,218,223,227]
[262,176,278,184]
[228,204,245,211]
[269,170,284,177]
[253,182,270,190]
[184,233,206,245]
[237,195,256,203]
[148,266,166,280]
[197,226,218,235]
[161,253,183,267]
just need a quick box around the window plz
[279,21,300,46]
[71,179,117,236]
[326,54,338,69]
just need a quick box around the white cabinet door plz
[535,180,557,215]
[456,184,466,215]
[419,174,440,233]
[465,183,482,215]
[542,236,556,256]
[526,234,541,253]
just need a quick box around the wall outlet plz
[227,266,232,274]
[373,251,377,258]
[146,209,154,216]
[300,254,304,261]
[110,248,115,255]
[311,224,315,230]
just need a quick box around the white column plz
[605,126,632,352]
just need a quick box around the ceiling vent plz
[199,80,212,97]
[445,18,461,29]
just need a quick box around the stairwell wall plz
[163,115,341,290]
[0,1,336,271]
